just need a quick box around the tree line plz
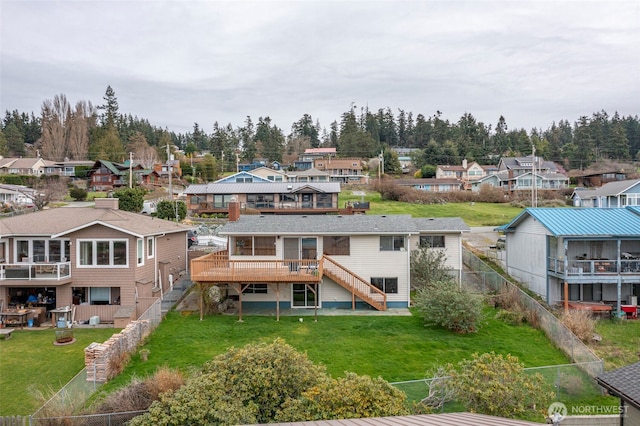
[1,86,639,174]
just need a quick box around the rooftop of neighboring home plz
[572,178,640,199]
[0,199,191,237]
[596,361,640,410]
[497,207,640,236]
[219,214,470,235]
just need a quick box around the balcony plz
[0,261,71,282]
[191,251,322,283]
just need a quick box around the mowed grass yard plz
[1,308,571,416]
[339,191,524,226]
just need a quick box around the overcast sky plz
[1,0,638,136]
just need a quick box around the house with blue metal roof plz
[498,207,640,316]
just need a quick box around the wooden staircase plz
[321,256,387,311]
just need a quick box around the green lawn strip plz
[0,328,119,416]
[102,308,568,398]
[338,192,523,226]
[593,319,640,370]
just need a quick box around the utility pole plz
[531,144,537,208]
[221,151,225,175]
[235,151,240,173]
[129,152,133,188]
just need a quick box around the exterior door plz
[292,284,318,308]
[284,238,299,271]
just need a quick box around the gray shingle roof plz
[219,214,469,236]
[0,206,191,238]
[596,361,640,410]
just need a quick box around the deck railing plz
[191,251,322,283]
[0,261,71,281]
[549,257,640,275]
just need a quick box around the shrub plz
[495,308,525,325]
[560,309,596,342]
[69,186,88,201]
[414,280,484,333]
[410,246,453,290]
[448,352,553,418]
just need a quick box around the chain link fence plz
[30,299,162,425]
[391,361,606,409]
[462,248,604,377]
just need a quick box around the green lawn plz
[339,191,523,226]
[593,319,640,370]
[0,328,118,416]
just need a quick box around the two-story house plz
[184,181,366,216]
[0,198,191,326]
[572,179,640,208]
[190,204,469,319]
[314,158,368,184]
[436,159,493,190]
[497,207,640,316]
[471,156,569,192]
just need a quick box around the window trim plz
[419,235,446,248]
[380,236,405,251]
[146,237,154,259]
[370,277,399,294]
[137,238,144,266]
[77,239,129,268]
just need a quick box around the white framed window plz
[371,277,398,294]
[380,236,405,251]
[419,235,445,248]
[137,239,144,265]
[147,237,154,259]
[77,239,128,267]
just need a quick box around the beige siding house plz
[0,199,191,326]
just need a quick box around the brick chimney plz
[228,199,240,222]
[95,198,119,210]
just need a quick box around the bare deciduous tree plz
[40,94,71,161]
[128,132,158,168]
[68,100,94,160]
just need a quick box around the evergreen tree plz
[4,122,25,156]
[99,85,120,128]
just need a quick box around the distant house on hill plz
[471,156,569,192]
[572,178,640,208]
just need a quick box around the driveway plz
[463,226,501,251]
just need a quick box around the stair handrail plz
[322,255,387,309]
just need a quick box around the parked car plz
[141,200,157,214]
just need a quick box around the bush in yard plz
[69,186,88,201]
[129,339,407,425]
[94,367,184,413]
[560,309,596,342]
[410,246,453,290]
[414,280,484,333]
[277,372,409,422]
[113,187,146,212]
[447,352,553,418]
[156,200,187,221]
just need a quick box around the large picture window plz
[419,235,445,248]
[323,236,350,255]
[380,236,405,251]
[234,236,276,256]
[78,240,128,267]
[214,194,234,208]
[371,277,398,294]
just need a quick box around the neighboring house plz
[215,171,273,184]
[248,166,288,182]
[183,182,361,215]
[87,160,139,191]
[153,159,182,179]
[238,161,267,172]
[314,158,368,184]
[0,157,48,175]
[301,147,337,161]
[572,179,640,208]
[571,170,627,188]
[596,361,640,426]
[472,156,569,192]
[0,184,37,206]
[190,206,469,318]
[52,160,95,178]
[0,198,191,326]
[289,168,331,183]
[395,178,463,193]
[436,160,493,190]
[497,207,640,313]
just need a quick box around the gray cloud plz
[1,0,638,135]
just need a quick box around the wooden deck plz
[190,252,322,283]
